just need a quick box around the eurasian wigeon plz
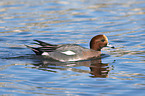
[26,35,114,62]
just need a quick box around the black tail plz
[33,40,57,47]
[25,45,43,55]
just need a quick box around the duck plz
[26,35,114,62]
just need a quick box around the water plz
[0,0,145,95]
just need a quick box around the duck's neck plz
[90,44,101,51]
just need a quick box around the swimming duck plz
[26,35,114,62]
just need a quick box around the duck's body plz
[26,35,113,62]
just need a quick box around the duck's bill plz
[107,43,115,48]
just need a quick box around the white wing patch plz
[61,50,76,55]
[42,52,49,56]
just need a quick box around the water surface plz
[0,0,145,95]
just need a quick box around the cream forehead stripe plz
[102,35,108,42]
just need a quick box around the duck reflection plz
[32,55,112,78]
[89,59,110,78]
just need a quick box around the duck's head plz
[90,35,113,51]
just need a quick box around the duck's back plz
[47,44,100,62]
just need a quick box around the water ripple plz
[1,0,145,95]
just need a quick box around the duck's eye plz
[101,39,105,42]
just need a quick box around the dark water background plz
[0,0,145,95]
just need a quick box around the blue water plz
[0,0,145,95]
